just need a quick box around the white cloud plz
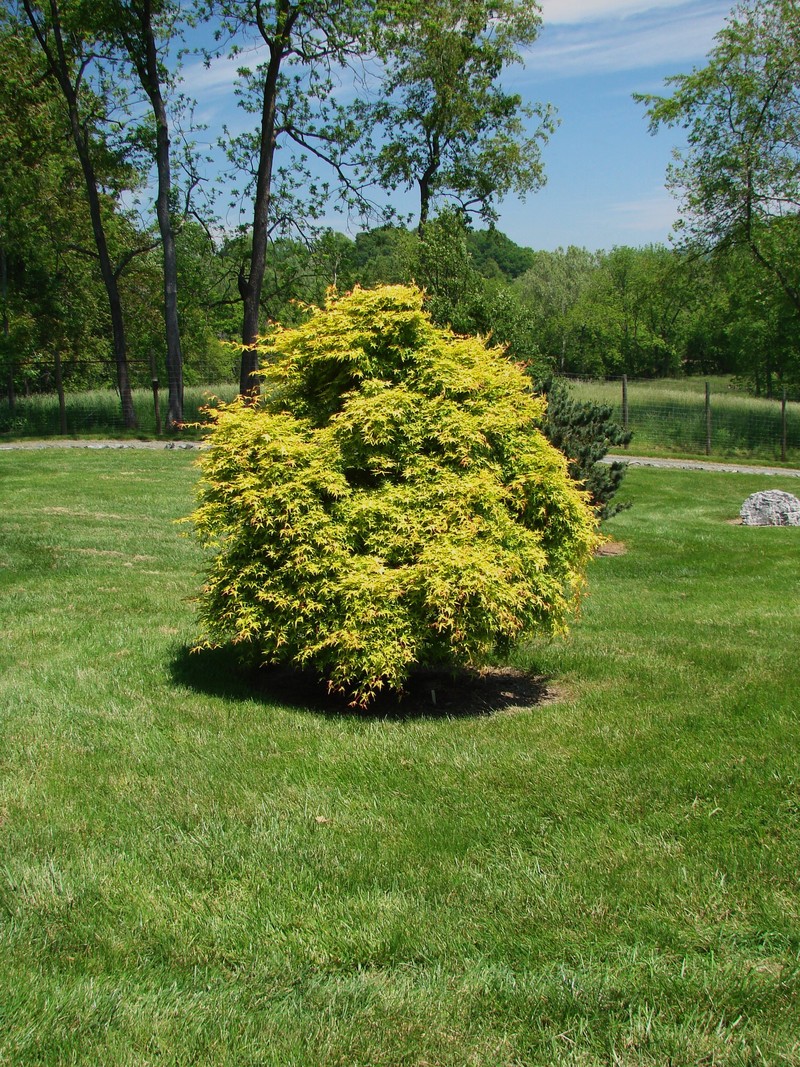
[523,2,729,77]
[181,44,367,110]
[610,187,678,236]
[181,44,270,98]
[540,0,691,25]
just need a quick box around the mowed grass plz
[0,450,798,1065]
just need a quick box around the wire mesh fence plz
[1,349,240,438]
[2,366,800,466]
[0,382,239,438]
[564,375,800,466]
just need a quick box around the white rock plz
[740,490,800,526]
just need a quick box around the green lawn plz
[1,450,798,1065]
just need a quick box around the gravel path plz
[0,439,202,451]
[604,454,800,478]
[1,439,799,478]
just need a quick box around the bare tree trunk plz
[23,0,137,427]
[133,0,183,427]
[68,109,138,428]
[54,347,67,434]
[239,28,286,397]
[1,244,13,412]
[417,146,439,236]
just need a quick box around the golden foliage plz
[191,285,599,705]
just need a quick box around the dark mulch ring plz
[253,662,555,719]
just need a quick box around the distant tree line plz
[3,206,800,407]
[1,0,799,428]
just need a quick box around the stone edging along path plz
[1,440,800,478]
[0,439,202,451]
[603,454,800,478]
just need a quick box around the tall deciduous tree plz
[108,0,187,427]
[0,20,153,407]
[513,246,599,370]
[639,0,800,314]
[714,240,800,395]
[569,246,689,378]
[207,0,374,396]
[17,0,140,427]
[0,22,70,403]
[368,0,556,231]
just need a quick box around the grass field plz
[1,450,799,1065]
[568,376,800,466]
[0,383,239,439]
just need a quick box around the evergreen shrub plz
[190,286,599,706]
[539,377,633,519]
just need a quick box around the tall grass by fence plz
[2,374,800,466]
[567,375,800,465]
[0,383,239,439]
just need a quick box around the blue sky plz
[498,0,732,250]
[182,0,734,253]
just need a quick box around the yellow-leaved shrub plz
[190,285,600,706]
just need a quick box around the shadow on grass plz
[170,644,553,721]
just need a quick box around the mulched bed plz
[253,663,553,719]
[594,539,627,556]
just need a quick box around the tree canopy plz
[5,0,800,418]
[640,0,800,315]
[367,0,556,229]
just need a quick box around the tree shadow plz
[170,644,553,721]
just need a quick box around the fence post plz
[149,348,162,436]
[781,387,787,463]
[1,247,11,413]
[54,350,67,435]
[151,378,162,436]
[622,375,629,449]
[705,381,712,456]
